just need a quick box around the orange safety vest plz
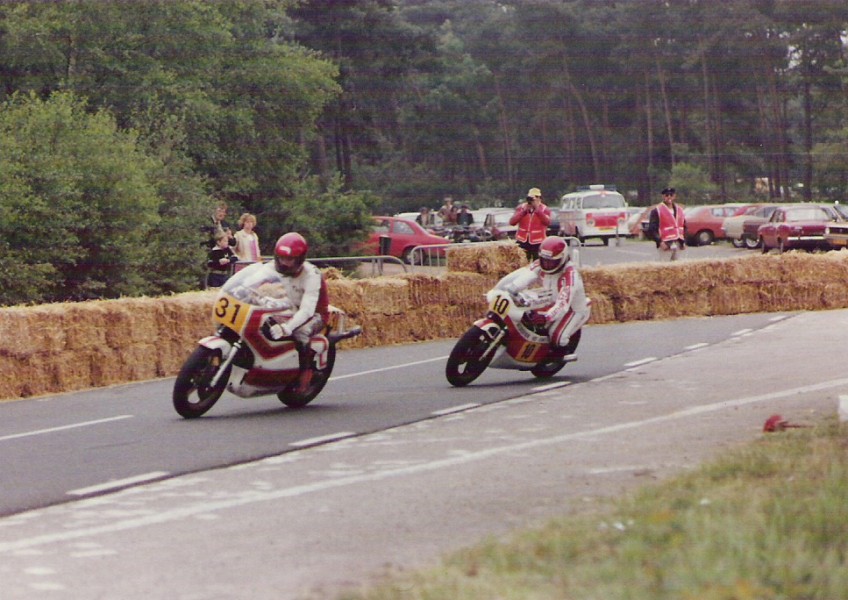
[514,205,551,244]
[658,203,685,242]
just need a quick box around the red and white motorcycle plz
[173,262,360,418]
[445,274,586,387]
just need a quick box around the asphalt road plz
[3,238,819,599]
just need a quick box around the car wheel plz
[695,230,714,246]
[402,247,418,265]
[732,238,744,248]
[743,234,760,250]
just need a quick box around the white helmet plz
[538,236,569,273]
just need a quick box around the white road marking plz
[289,431,356,448]
[0,415,134,443]
[329,356,449,381]
[431,403,480,416]
[684,342,709,350]
[5,375,844,554]
[67,471,170,497]
[731,328,753,336]
[532,381,572,392]
[624,357,657,368]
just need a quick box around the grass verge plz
[340,419,848,600]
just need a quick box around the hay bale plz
[397,273,444,306]
[586,293,615,325]
[708,284,763,315]
[442,272,495,308]
[327,278,363,317]
[447,241,526,275]
[356,277,411,315]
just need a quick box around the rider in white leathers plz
[499,236,590,359]
[266,232,328,393]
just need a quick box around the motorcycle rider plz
[501,235,590,360]
[267,232,330,394]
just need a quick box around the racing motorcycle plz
[445,272,585,387]
[173,262,361,418]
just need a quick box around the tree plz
[0,92,165,303]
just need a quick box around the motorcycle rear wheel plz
[172,346,231,419]
[445,326,497,387]
[531,329,581,379]
[277,344,337,408]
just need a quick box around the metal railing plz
[309,255,407,276]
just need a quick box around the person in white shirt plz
[233,213,261,263]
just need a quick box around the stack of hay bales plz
[0,292,215,400]
[326,271,494,348]
[446,241,527,277]
[5,245,848,402]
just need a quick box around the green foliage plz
[0,92,163,303]
[344,421,848,600]
[260,174,377,258]
[669,163,720,205]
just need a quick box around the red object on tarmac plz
[763,414,807,432]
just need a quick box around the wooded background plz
[1,0,847,305]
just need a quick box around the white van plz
[559,185,629,245]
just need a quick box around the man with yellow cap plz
[509,187,552,260]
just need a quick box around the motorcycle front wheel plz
[277,344,337,408]
[172,346,231,419]
[445,325,497,387]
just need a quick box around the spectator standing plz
[456,204,474,226]
[509,187,552,261]
[438,196,458,225]
[416,206,435,228]
[206,202,235,250]
[206,231,237,288]
[647,187,686,261]
[234,213,261,263]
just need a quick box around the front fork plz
[474,317,507,362]
[197,334,240,389]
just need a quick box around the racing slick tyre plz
[531,329,581,379]
[277,344,336,408]
[530,360,566,378]
[445,325,497,387]
[173,346,231,419]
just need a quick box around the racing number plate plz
[489,293,511,316]
[213,293,252,334]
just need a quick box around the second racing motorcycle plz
[445,272,585,387]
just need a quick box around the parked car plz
[722,204,780,249]
[756,205,834,253]
[478,208,517,241]
[684,204,752,246]
[823,204,848,249]
[365,216,450,263]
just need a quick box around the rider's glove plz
[269,323,292,340]
[525,310,548,326]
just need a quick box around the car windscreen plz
[582,194,625,209]
[784,208,829,221]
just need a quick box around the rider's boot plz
[296,343,315,394]
[547,344,577,362]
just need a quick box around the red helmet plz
[538,236,569,274]
[274,232,308,275]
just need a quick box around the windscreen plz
[582,194,625,209]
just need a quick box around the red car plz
[364,216,450,264]
[684,204,753,246]
[756,205,834,253]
